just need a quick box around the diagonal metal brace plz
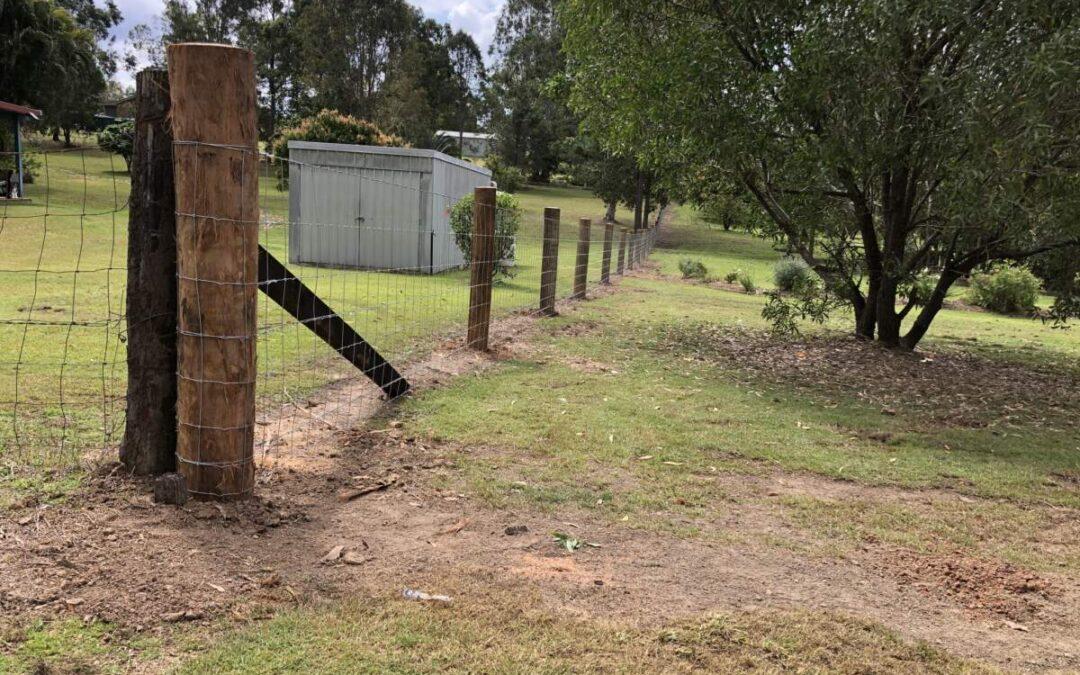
[257,245,410,399]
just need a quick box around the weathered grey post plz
[573,218,591,299]
[601,222,614,284]
[467,186,497,349]
[120,69,177,476]
[539,207,560,316]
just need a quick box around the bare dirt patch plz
[881,549,1055,623]
[651,322,1080,429]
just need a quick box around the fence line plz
[0,57,659,499]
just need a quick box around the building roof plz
[0,101,42,119]
[435,130,494,141]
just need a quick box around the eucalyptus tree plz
[561,0,1080,348]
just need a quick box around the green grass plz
[0,140,640,483]
[0,618,160,674]
[172,590,978,674]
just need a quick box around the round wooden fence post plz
[601,222,614,284]
[539,207,560,316]
[467,186,497,350]
[168,43,259,500]
[573,218,591,299]
[617,227,628,275]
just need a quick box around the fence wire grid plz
[0,141,659,478]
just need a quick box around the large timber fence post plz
[573,218,591,299]
[539,206,560,316]
[120,69,177,475]
[467,186,497,350]
[169,44,259,501]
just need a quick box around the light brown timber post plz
[169,44,258,500]
[120,69,176,476]
[617,227,628,275]
[539,206,560,316]
[600,221,614,284]
[467,186,497,349]
[573,218,591,299]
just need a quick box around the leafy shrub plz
[450,192,522,277]
[269,110,406,188]
[773,257,812,292]
[737,271,756,294]
[97,121,134,170]
[901,273,937,307]
[723,269,743,284]
[969,264,1041,314]
[484,155,526,193]
[678,258,708,279]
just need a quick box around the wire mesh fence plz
[0,138,658,484]
[0,147,129,470]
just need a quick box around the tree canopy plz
[561,0,1080,349]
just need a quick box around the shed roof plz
[0,101,42,119]
[288,141,491,176]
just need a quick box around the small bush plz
[969,264,1041,314]
[97,121,134,170]
[724,269,743,284]
[269,110,406,188]
[678,258,708,280]
[484,155,526,193]
[901,273,937,307]
[450,191,522,277]
[773,257,812,292]
[737,271,756,294]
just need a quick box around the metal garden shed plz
[287,141,492,273]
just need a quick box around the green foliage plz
[723,269,743,284]
[96,121,134,170]
[561,0,1080,348]
[0,0,109,146]
[737,271,756,294]
[269,110,405,187]
[678,258,708,280]
[773,258,812,293]
[969,265,1041,315]
[485,155,526,193]
[487,0,577,181]
[449,192,522,277]
[762,280,840,338]
[901,274,938,308]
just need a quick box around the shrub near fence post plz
[573,218,591,299]
[467,186,497,350]
[169,44,259,500]
[539,206,560,316]
[120,69,177,475]
[601,221,614,284]
[617,227,627,275]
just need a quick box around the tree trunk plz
[63,127,73,147]
[604,201,616,222]
[875,277,902,347]
[900,269,963,350]
[633,170,644,230]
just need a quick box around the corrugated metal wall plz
[287,142,491,273]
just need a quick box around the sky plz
[109,0,506,87]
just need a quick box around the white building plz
[287,141,492,273]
